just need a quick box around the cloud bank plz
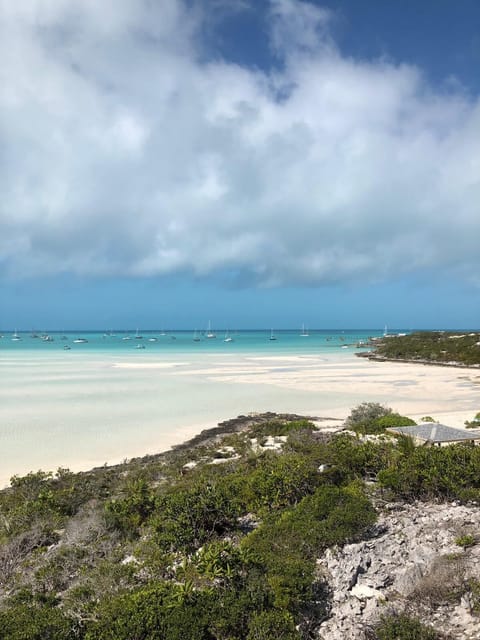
[1,0,479,287]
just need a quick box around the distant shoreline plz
[357,352,480,370]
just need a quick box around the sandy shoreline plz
[1,351,479,488]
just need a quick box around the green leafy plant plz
[345,402,392,429]
[455,534,475,548]
[465,412,480,428]
[369,613,441,639]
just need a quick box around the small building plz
[386,423,480,447]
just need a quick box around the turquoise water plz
[0,329,386,355]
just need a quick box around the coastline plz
[357,351,480,369]
[1,349,479,488]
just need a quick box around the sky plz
[1,0,479,330]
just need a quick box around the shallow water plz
[0,328,379,355]
[2,328,476,487]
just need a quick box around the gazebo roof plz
[387,423,480,443]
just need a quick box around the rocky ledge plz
[317,501,480,639]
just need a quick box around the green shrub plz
[242,452,322,513]
[249,419,315,439]
[345,402,392,430]
[378,443,480,501]
[468,578,480,615]
[326,434,398,478]
[353,413,416,435]
[85,583,207,640]
[465,412,480,428]
[455,534,475,548]
[104,478,155,538]
[246,609,300,639]
[151,479,240,553]
[87,571,275,640]
[0,604,75,640]
[371,414,416,433]
[370,613,440,639]
[242,483,375,612]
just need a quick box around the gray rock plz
[315,502,480,640]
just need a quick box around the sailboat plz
[224,330,233,343]
[300,324,309,337]
[193,329,201,342]
[11,329,21,341]
[269,329,277,341]
[206,321,216,339]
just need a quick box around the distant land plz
[359,331,480,367]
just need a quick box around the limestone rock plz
[316,501,480,640]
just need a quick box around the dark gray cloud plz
[1,0,479,286]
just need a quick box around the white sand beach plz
[1,350,479,487]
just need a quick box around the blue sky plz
[1,0,479,330]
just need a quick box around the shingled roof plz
[387,423,480,444]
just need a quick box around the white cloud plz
[0,0,479,287]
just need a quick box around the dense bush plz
[368,613,441,639]
[366,413,416,435]
[243,483,376,613]
[465,411,480,428]
[85,582,208,640]
[241,452,323,512]
[378,442,480,501]
[249,419,315,439]
[151,479,240,553]
[86,564,276,640]
[246,610,300,639]
[0,603,76,640]
[374,331,480,366]
[1,467,117,541]
[104,477,155,538]
[324,434,398,479]
[345,404,415,434]
[345,402,392,429]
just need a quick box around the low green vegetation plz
[371,331,480,366]
[377,442,480,502]
[468,579,480,615]
[0,409,478,638]
[367,613,442,639]
[345,402,416,434]
[455,534,476,549]
[465,411,480,428]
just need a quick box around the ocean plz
[0,328,382,354]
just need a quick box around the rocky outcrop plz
[316,501,480,639]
